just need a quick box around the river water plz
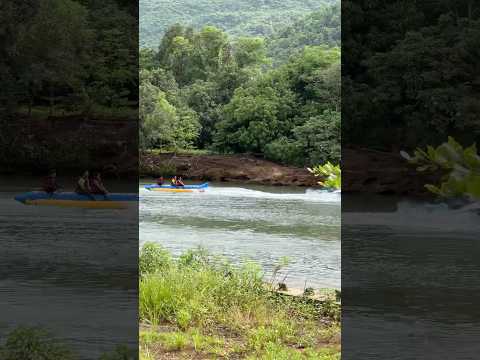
[343,196,480,359]
[0,176,138,359]
[140,181,341,289]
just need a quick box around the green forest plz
[140,0,337,48]
[343,0,480,151]
[140,3,340,167]
[0,0,137,118]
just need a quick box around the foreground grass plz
[139,243,340,359]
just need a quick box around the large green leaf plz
[402,137,480,200]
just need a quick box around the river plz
[140,181,341,289]
[343,196,480,359]
[0,176,138,359]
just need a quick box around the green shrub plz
[159,332,189,351]
[264,137,304,166]
[176,308,193,330]
[308,162,341,190]
[0,327,74,360]
[139,245,270,329]
[401,137,480,199]
[139,242,172,276]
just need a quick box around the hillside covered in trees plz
[343,0,480,151]
[0,0,137,118]
[267,4,340,65]
[140,3,340,167]
[0,0,138,174]
[140,0,337,48]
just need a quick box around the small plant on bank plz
[308,162,341,190]
[139,242,172,276]
[304,287,315,296]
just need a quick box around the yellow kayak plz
[148,188,195,193]
[145,183,208,193]
[15,192,137,209]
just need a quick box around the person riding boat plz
[156,176,164,186]
[42,169,60,195]
[90,172,109,199]
[75,170,95,200]
[171,176,177,186]
[176,176,185,187]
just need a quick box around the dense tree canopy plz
[343,0,480,150]
[141,18,340,167]
[0,0,137,117]
[214,46,340,166]
[140,0,337,48]
[267,4,340,66]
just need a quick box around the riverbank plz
[139,244,340,360]
[140,152,318,187]
[141,148,441,194]
[343,147,439,197]
[0,114,137,177]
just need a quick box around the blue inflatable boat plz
[144,182,209,193]
[15,191,138,209]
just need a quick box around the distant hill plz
[267,4,340,65]
[140,0,336,48]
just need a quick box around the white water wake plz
[345,200,480,232]
[140,185,340,203]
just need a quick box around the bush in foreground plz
[139,243,340,359]
[0,327,73,360]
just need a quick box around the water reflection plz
[343,195,480,360]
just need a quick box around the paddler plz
[90,172,109,199]
[171,176,177,186]
[75,170,95,200]
[176,176,185,187]
[42,169,60,195]
[156,176,164,186]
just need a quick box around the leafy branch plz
[308,162,341,190]
[401,137,480,199]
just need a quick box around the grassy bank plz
[139,243,340,359]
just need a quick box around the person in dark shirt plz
[156,176,164,186]
[90,172,109,199]
[42,169,60,195]
[75,170,95,200]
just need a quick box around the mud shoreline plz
[140,152,318,187]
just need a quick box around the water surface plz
[343,196,480,359]
[0,176,138,359]
[140,181,341,289]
